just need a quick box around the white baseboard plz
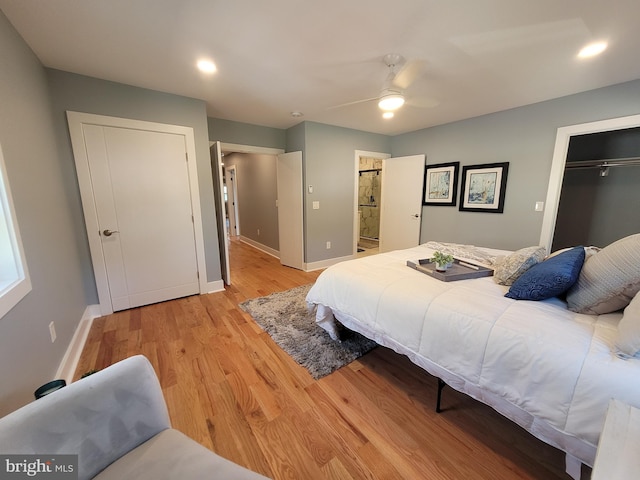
[55,304,101,383]
[305,254,354,271]
[239,236,279,258]
[239,235,353,272]
[206,280,225,293]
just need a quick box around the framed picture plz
[422,162,459,206]
[459,162,509,213]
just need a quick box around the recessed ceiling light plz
[382,112,394,119]
[290,111,304,118]
[197,59,217,73]
[577,42,607,59]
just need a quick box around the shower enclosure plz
[358,157,382,244]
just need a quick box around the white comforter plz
[306,244,640,466]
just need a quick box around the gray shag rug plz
[239,284,377,379]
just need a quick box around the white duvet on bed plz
[306,243,640,467]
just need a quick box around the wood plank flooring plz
[75,238,589,479]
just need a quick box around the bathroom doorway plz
[353,150,390,257]
[357,156,383,257]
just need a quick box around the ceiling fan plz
[329,53,437,114]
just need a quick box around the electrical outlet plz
[535,201,544,212]
[257,229,260,236]
[49,321,56,343]
[326,241,331,249]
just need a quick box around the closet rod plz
[565,156,640,169]
[359,168,382,175]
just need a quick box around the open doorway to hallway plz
[212,142,286,284]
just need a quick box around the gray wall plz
[224,153,279,250]
[0,12,90,415]
[285,122,306,154]
[208,118,286,150]
[392,79,640,251]
[303,122,390,262]
[46,69,221,291]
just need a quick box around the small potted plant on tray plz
[432,251,454,272]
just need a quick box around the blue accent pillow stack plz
[505,247,586,301]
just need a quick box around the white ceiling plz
[2,0,640,136]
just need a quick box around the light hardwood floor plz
[75,238,588,479]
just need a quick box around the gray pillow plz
[566,233,640,314]
[493,246,546,285]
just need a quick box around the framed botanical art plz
[459,162,509,213]
[422,162,459,206]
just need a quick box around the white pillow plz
[493,246,546,286]
[567,233,640,314]
[547,245,601,260]
[615,292,640,358]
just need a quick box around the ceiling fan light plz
[378,93,405,111]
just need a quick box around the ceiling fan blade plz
[392,59,427,90]
[406,96,439,109]
[327,96,377,110]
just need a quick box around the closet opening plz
[552,126,640,251]
[539,114,640,252]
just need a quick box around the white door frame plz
[353,150,391,256]
[219,142,284,157]
[212,142,231,285]
[68,111,208,315]
[225,164,240,236]
[539,113,640,251]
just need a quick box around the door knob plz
[102,229,119,237]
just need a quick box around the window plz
[0,143,31,318]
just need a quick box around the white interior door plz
[82,125,200,311]
[277,152,304,269]
[379,154,425,253]
[212,141,231,285]
[225,165,239,236]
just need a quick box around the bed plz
[305,238,640,479]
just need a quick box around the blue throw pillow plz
[505,247,586,301]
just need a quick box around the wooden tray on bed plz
[406,258,493,282]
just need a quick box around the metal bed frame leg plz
[436,378,446,413]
